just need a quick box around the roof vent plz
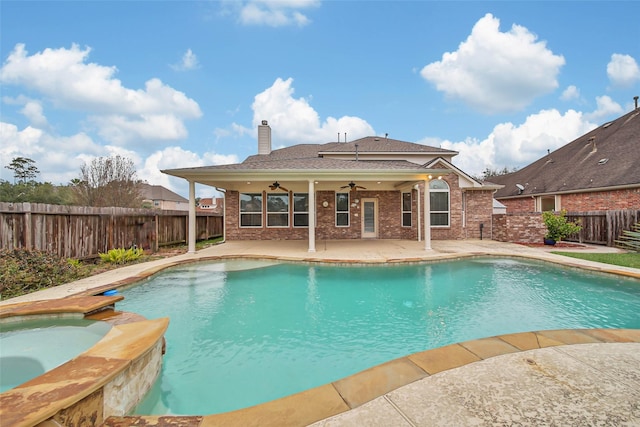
[602,122,613,128]
[598,158,609,165]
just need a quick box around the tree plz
[5,157,39,184]
[73,155,143,207]
[477,166,518,181]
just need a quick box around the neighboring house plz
[491,107,640,213]
[197,197,224,214]
[140,183,189,211]
[163,121,501,252]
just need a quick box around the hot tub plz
[0,317,112,392]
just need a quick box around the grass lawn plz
[551,251,640,269]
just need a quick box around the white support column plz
[188,180,196,253]
[308,179,316,252]
[423,178,431,250]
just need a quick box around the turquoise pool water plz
[118,258,640,415]
[0,318,112,392]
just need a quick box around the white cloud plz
[251,77,374,143]
[90,113,189,145]
[421,13,565,113]
[583,95,623,122]
[560,85,580,101]
[606,53,640,88]
[0,121,106,184]
[0,44,202,146]
[433,109,597,177]
[19,100,49,129]
[171,49,200,71]
[140,147,239,196]
[238,0,319,27]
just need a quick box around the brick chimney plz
[258,120,271,155]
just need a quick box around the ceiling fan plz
[340,181,367,191]
[269,181,289,192]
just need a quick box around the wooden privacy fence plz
[0,202,223,259]
[566,209,640,246]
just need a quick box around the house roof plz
[139,183,188,202]
[492,109,640,199]
[162,136,487,192]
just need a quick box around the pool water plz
[0,318,112,392]
[118,258,640,415]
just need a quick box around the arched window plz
[429,179,449,227]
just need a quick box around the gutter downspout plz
[216,187,227,243]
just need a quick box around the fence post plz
[154,214,159,252]
[24,202,32,250]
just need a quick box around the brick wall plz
[560,188,640,211]
[492,212,545,243]
[464,190,495,239]
[499,197,536,213]
[224,179,495,242]
[499,188,640,213]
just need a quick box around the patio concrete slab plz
[313,343,640,426]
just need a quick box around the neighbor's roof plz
[492,109,640,198]
[139,183,188,202]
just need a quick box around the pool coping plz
[99,329,640,427]
[1,240,639,426]
[0,298,169,427]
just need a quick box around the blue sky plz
[2,1,639,198]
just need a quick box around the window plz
[293,193,309,227]
[336,193,349,226]
[267,193,289,227]
[240,193,262,227]
[538,196,557,212]
[429,179,449,227]
[402,192,412,227]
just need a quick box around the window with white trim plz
[293,193,309,227]
[240,193,262,227]
[538,195,557,212]
[267,193,289,227]
[429,180,449,227]
[336,193,349,226]
[402,192,412,227]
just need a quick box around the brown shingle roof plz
[139,183,188,202]
[492,109,640,198]
[317,137,457,154]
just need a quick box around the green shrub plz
[0,249,85,299]
[99,247,144,264]
[542,210,582,242]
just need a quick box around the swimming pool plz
[118,257,640,415]
[0,318,112,392]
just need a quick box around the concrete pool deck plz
[1,239,639,426]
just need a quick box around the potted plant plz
[542,210,582,245]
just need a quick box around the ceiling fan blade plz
[356,186,367,190]
[279,186,289,192]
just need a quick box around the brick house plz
[197,197,224,214]
[490,107,640,213]
[140,183,189,211]
[163,121,500,252]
